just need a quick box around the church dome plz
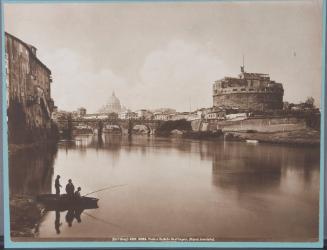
[108,91,121,106]
[100,91,122,114]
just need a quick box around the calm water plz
[10,134,320,241]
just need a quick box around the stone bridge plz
[56,118,164,135]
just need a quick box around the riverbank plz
[10,195,45,238]
[182,130,223,140]
[225,129,320,146]
[166,128,320,146]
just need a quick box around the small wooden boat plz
[37,194,99,210]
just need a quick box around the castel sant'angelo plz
[213,65,284,111]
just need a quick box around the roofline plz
[242,72,270,76]
[5,32,52,75]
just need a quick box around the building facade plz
[154,112,173,121]
[5,32,57,144]
[213,67,284,111]
[136,109,153,120]
[119,111,137,120]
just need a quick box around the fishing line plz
[83,184,127,197]
[83,211,122,229]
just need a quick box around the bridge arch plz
[131,124,152,134]
[69,118,163,136]
[102,123,123,134]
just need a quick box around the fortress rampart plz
[213,68,284,111]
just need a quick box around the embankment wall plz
[192,117,308,133]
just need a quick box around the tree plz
[305,97,315,108]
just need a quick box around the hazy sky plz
[4,1,323,112]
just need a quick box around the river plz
[10,134,320,242]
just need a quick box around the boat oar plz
[83,184,127,197]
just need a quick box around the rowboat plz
[37,194,99,210]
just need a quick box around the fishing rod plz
[83,184,127,197]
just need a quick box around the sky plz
[4,1,324,112]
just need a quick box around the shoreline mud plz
[224,129,320,146]
[10,195,46,238]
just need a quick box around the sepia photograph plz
[2,0,325,247]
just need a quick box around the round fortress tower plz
[213,66,284,111]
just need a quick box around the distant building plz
[195,108,212,120]
[152,108,176,121]
[154,112,172,121]
[83,114,108,120]
[119,110,137,120]
[152,108,176,114]
[213,66,284,111]
[205,110,226,120]
[108,112,119,120]
[171,112,190,121]
[136,109,153,120]
[77,107,87,117]
[99,91,122,114]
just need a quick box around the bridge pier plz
[97,120,103,137]
[122,128,129,135]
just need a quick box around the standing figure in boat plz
[65,179,75,198]
[55,175,62,195]
[75,187,82,199]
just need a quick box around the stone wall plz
[5,33,57,144]
[213,92,283,111]
[192,117,307,133]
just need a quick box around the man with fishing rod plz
[64,179,126,199]
[55,175,62,196]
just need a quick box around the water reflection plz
[65,209,75,227]
[53,207,88,234]
[9,144,58,196]
[10,135,319,241]
[211,143,319,195]
[211,143,282,193]
[55,210,62,234]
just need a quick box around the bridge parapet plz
[56,118,164,135]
